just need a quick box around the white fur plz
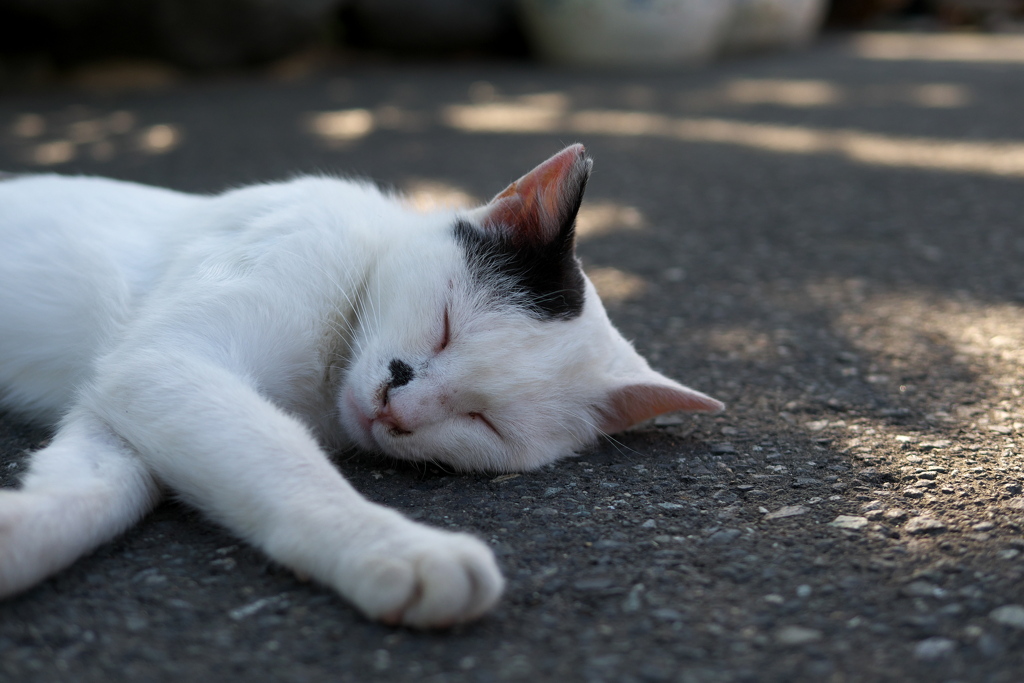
[0,164,718,626]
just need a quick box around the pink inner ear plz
[598,384,725,434]
[481,144,588,246]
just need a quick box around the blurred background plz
[1,0,1023,84]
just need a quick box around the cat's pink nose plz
[375,405,411,435]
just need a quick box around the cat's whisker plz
[546,405,646,461]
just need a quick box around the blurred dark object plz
[3,0,1023,75]
[826,0,918,25]
[0,0,346,69]
[934,0,1024,30]
[827,0,1024,27]
[343,0,525,55]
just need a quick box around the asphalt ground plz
[2,34,1024,682]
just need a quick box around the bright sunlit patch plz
[678,79,973,111]
[309,109,375,141]
[585,266,647,303]
[400,179,480,212]
[833,287,1024,427]
[575,201,646,240]
[138,124,182,154]
[441,93,570,134]
[30,140,75,165]
[15,110,178,165]
[722,79,842,107]
[908,84,971,108]
[854,32,1024,63]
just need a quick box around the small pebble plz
[765,505,809,520]
[884,508,909,522]
[914,637,956,661]
[830,515,868,530]
[990,605,1024,629]
[775,626,822,646]
[903,581,944,598]
[905,516,947,535]
[706,528,741,544]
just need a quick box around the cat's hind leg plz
[0,409,161,597]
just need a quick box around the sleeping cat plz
[0,144,723,628]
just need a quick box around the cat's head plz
[338,144,723,472]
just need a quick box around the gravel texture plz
[2,36,1024,682]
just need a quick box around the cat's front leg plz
[275,501,504,627]
[86,349,503,627]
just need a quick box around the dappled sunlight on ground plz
[677,79,972,109]
[441,93,569,134]
[307,77,1020,179]
[398,178,479,212]
[696,277,1023,443]
[442,100,1024,178]
[575,201,646,241]
[853,32,1024,64]
[4,109,182,166]
[830,288,1024,426]
[307,108,375,144]
[584,266,648,303]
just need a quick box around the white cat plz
[0,145,722,627]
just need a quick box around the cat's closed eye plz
[436,307,451,352]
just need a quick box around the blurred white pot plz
[518,0,735,67]
[720,0,827,54]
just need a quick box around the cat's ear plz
[597,374,725,434]
[477,143,592,248]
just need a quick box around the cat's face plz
[336,145,723,472]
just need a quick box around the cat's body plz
[0,145,722,627]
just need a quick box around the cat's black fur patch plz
[454,219,585,321]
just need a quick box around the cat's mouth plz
[344,388,415,451]
[344,389,379,449]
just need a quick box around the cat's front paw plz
[343,526,504,629]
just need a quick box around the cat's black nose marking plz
[388,359,414,389]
